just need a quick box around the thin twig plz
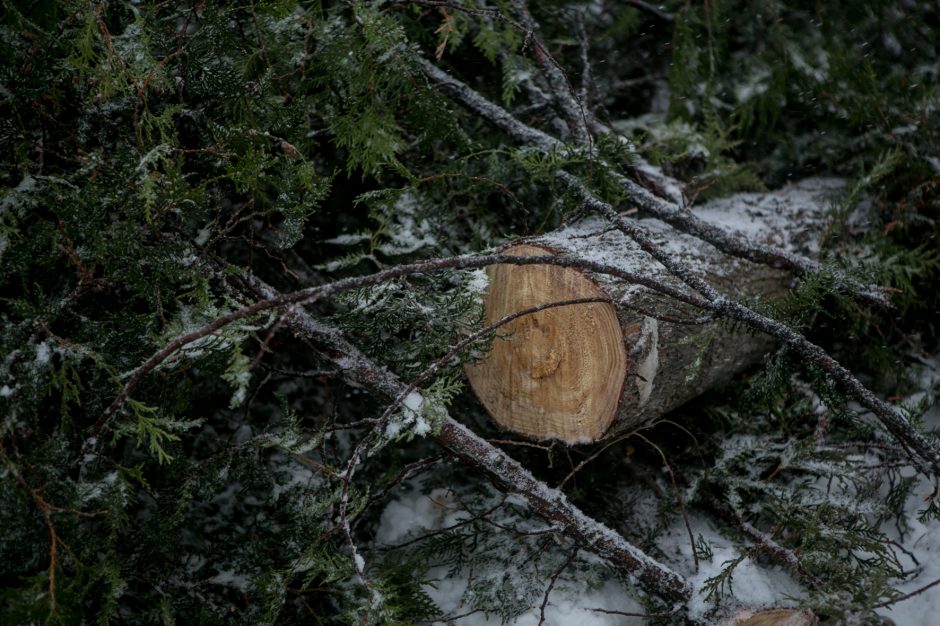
[538,548,578,625]
[872,575,940,608]
[589,606,683,618]
[632,431,699,572]
[222,271,693,604]
[557,431,635,489]
[420,58,890,308]
[378,497,508,550]
[2,442,62,612]
[82,252,709,462]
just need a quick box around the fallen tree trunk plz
[465,178,843,443]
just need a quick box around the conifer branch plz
[703,494,822,588]
[420,60,937,476]
[84,250,713,462]
[8,2,939,620]
[223,271,693,606]
[419,58,891,308]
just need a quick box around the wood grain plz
[729,609,819,626]
[464,245,628,442]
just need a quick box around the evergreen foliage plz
[1,1,938,624]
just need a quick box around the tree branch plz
[506,0,590,144]
[223,270,693,606]
[419,59,937,477]
[420,58,891,308]
[558,170,940,479]
[83,249,714,463]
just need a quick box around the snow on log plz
[465,178,844,443]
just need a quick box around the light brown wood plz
[464,245,628,443]
[729,608,819,626]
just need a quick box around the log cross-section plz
[464,245,628,443]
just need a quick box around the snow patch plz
[377,486,647,625]
[734,68,772,103]
[194,227,211,246]
[634,157,686,207]
[880,481,940,626]
[207,569,250,591]
[376,488,463,545]
[0,174,38,212]
[786,43,829,82]
[385,391,433,438]
[324,232,371,245]
[691,177,844,255]
[878,355,940,625]
[656,515,804,622]
[35,341,52,365]
[375,192,438,256]
[466,268,489,295]
[78,471,120,502]
[271,458,317,500]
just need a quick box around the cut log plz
[729,609,819,626]
[465,178,843,443]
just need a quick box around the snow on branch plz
[416,56,938,476]
[224,270,693,606]
[419,57,891,308]
[556,170,940,480]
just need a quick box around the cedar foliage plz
[1,1,939,624]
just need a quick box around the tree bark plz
[465,178,843,443]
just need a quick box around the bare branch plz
[420,57,558,151]
[420,58,891,308]
[83,250,712,462]
[506,0,590,144]
[559,170,940,478]
[575,13,594,110]
[439,413,692,602]
[538,547,578,625]
[223,271,693,605]
[872,575,940,609]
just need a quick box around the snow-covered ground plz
[878,357,940,626]
[375,358,940,624]
[377,488,648,624]
[879,473,940,626]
